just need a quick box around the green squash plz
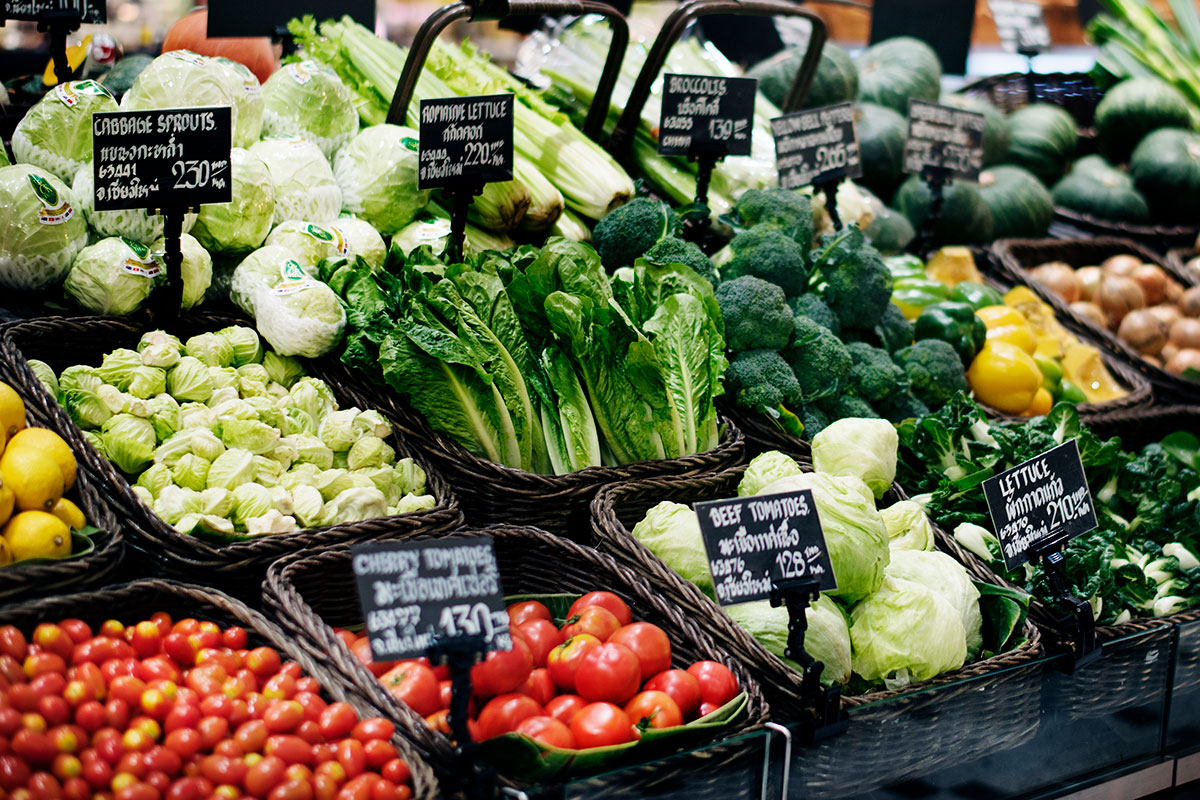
[1003,104,1078,185]
[855,37,942,114]
[978,165,1053,238]
[99,53,155,97]
[1095,77,1193,164]
[894,174,994,246]
[942,94,1010,167]
[865,204,916,253]
[1130,127,1200,223]
[1052,156,1151,223]
[749,41,858,110]
[855,102,908,202]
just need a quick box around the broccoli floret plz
[875,302,915,354]
[800,404,831,440]
[827,394,880,421]
[811,226,894,331]
[592,198,679,270]
[845,341,908,404]
[724,350,802,416]
[643,236,718,286]
[893,339,968,411]
[875,389,931,424]
[733,188,814,245]
[789,293,840,336]
[783,316,851,402]
[720,227,809,295]
[716,276,794,352]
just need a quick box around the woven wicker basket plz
[0,578,440,800]
[1050,208,1200,254]
[960,71,1102,130]
[261,524,770,789]
[993,237,1200,402]
[0,314,463,597]
[1166,246,1200,285]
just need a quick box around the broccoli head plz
[592,197,679,270]
[875,302,915,354]
[783,316,851,402]
[875,389,931,424]
[733,188,814,245]
[811,226,894,331]
[826,394,880,421]
[716,276,794,352]
[789,293,840,336]
[720,227,809,295]
[643,236,718,286]
[845,341,908,404]
[800,403,831,440]
[724,350,803,416]
[893,339,968,411]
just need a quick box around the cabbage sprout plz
[811,418,898,500]
[190,148,276,254]
[264,352,305,388]
[101,413,156,474]
[12,80,118,181]
[64,237,163,315]
[216,326,263,367]
[332,125,429,235]
[260,60,358,158]
[166,357,215,403]
[0,164,88,290]
[171,454,211,491]
[59,366,112,429]
[249,138,342,225]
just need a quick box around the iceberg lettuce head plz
[811,418,898,500]
[260,60,358,158]
[631,501,712,598]
[190,148,275,255]
[0,164,88,290]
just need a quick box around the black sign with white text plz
[659,73,756,157]
[351,537,512,662]
[772,102,862,190]
[418,94,514,191]
[1,0,104,24]
[903,99,987,181]
[206,0,373,37]
[983,440,1098,570]
[989,0,1051,53]
[92,107,232,212]
[696,490,836,607]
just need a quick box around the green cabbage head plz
[738,451,805,497]
[249,137,342,225]
[210,57,264,147]
[64,237,162,315]
[122,51,238,131]
[332,125,429,235]
[149,233,211,310]
[230,246,346,358]
[72,165,196,243]
[260,60,358,158]
[0,164,88,289]
[885,549,982,658]
[190,148,275,255]
[725,594,851,686]
[811,418,898,500]
[265,218,386,271]
[880,500,936,552]
[631,500,713,598]
[12,80,118,181]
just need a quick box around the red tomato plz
[293,693,326,724]
[569,703,635,749]
[244,756,286,797]
[608,623,671,683]
[269,778,313,800]
[263,701,305,734]
[568,592,632,627]
[624,691,682,730]
[129,623,161,661]
[0,754,31,790]
[573,643,640,704]
[380,759,410,786]
[317,703,357,740]
[12,729,55,764]
[0,627,27,662]
[24,653,67,680]
[379,664,440,718]
[545,635,600,693]
[29,771,64,800]
[469,637,532,698]
[505,601,551,628]
[33,625,74,661]
[515,669,555,707]
[514,716,575,749]
[351,718,393,743]
[197,716,229,750]
[58,621,92,646]
[362,739,395,769]
[515,620,562,668]
[221,628,248,651]
[265,735,312,766]
[160,634,196,669]
[643,669,702,719]
[423,710,450,735]
[162,704,200,735]
[245,648,282,679]
[63,777,89,800]
[475,694,543,741]
[347,641,390,679]
[335,740,364,778]
[543,694,585,727]
[560,608,620,643]
[685,662,739,708]
[38,696,70,727]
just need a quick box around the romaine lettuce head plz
[249,137,342,225]
[885,549,983,658]
[811,418,898,500]
[332,125,429,235]
[850,576,968,688]
[11,80,118,181]
[64,237,163,315]
[149,233,212,310]
[631,501,713,598]
[725,595,851,685]
[261,61,358,159]
[0,164,88,289]
[879,500,936,552]
[72,165,196,244]
[122,51,238,131]
[759,472,889,604]
[101,413,156,474]
[738,451,805,497]
[210,57,264,147]
[264,219,385,272]
[230,246,346,358]
[190,148,275,255]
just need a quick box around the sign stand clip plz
[813,178,842,230]
[769,577,848,743]
[428,633,497,800]
[912,164,951,256]
[445,181,485,265]
[1029,534,1101,671]
[683,150,722,244]
[147,206,196,323]
[36,8,82,85]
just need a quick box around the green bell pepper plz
[884,254,927,281]
[950,281,1004,311]
[913,302,988,365]
[892,277,951,320]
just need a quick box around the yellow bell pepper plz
[925,247,983,289]
[967,341,1043,414]
[1020,387,1054,417]
[1061,344,1129,403]
[976,305,1037,355]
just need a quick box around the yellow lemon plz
[0,447,64,512]
[7,428,77,490]
[0,476,12,527]
[50,497,86,530]
[0,536,12,566]
[0,382,24,441]
[3,511,71,561]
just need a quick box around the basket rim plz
[1053,206,1200,240]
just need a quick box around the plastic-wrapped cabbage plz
[631,501,713,598]
[885,549,982,658]
[27,359,58,396]
[260,60,358,158]
[738,451,805,497]
[11,80,118,181]
[725,595,851,685]
[122,51,237,133]
[759,472,889,604]
[332,125,429,235]
[850,576,968,687]
[265,219,387,271]
[63,237,163,315]
[210,57,263,147]
[166,356,215,403]
[72,165,196,243]
[148,233,212,310]
[190,148,275,255]
[391,211,452,257]
[249,137,342,226]
[880,501,936,551]
[101,413,156,474]
[0,164,88,289]
[811,418,898,500]
[59,366,112,429]
[230,246,346,358]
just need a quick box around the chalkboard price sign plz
[696,490,836,607]
[351,537,512,662]
[658,74,756,157]
[989,0,1051,53]
[92,107,232,212]
[418,94,514,191]
[903,99,987,181]
[983,440,1098,570]
[207,0,373,37]
[1,0,105,24]
[771,102,863,190]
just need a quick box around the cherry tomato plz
[569,703,635,749]
[0,628,28,662]
[270,778,313,800]
[423,710,450,735]
[245,648,282,679]
[129,624,161,661]
[514,716,575,749]
[33,625,74,661]
[506,602,551,628]
[317,704,357,740]
[197,716,229,750]
[263,701,305,734]
[545,635,600,693]
[24,653,67,680]
[643,669,702,719]
[515,669,555,707]
[378,664,440,718]
[624,691,682,730]
[222,628,248,651]
[560,607,620,643]
[336,774,375,800]
[262,674,296,702]
[515,620,563,669]
[233,719,268,753]
[350,718,393,743]
[265,735,312,766]
[244,756,286,797]
[347,641,391,680]
[475,694,543,741]
[57,621,92,646]
[136,658,181,686]
[0,754,31,790]
[685,662,739,708]
[335,740,365,778]
[573,643,640,704]
[80,757,111,789]
[62,776,89,800]
[12,729,56,764]
[162,704,200,736]
[139,747,179,777]
[293,693,326,724]
[38,696,70,727]
[362,739,395,769]
[469,637,532,698]
[29,771,64,800]
[160,635,196,669]
[568,592,632,627]
[380,759,410,786]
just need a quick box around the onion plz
[1147,304,1184,327]
[1102,254,1142,278]
[1166,348,1200,376]
[1118,310,1169,356]
[1030,262,1082,303]
[1181,287,1200,317]
[1076,266,1103,302]
[1130,264,1169,305]
[1163,343,1180,363]
[1170,317,1200,349]
[1097,276,1146,329]
[1166,279,1184,303]
[1070,301,1108,328]
[1145,355,1163,368]
[1186,256,1200,280]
